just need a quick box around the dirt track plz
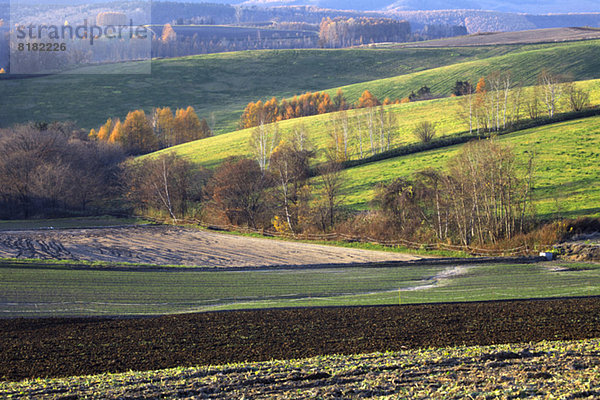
[0,225,420,267]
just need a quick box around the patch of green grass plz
[1,260,599,316]
[0,257,200,270]
[1,42,597,133]
[0,216,150,231]
[145,93,469,168]
[146,78,600,167]
[0,46,521,133]
[337,115,600,219]
[326,40,600,104]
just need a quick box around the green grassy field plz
[146,78,600,219]
[147,78,600,167]
[1,259,599,316]
[324,40,600,103]
[146,95,468,168]
[1,41,598,133]
[0,46,524,133]
[338,115,600,218]
[0,216,148,231]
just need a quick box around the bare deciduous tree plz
[127,152,206,220]
[413,121,437,143]
[564,82,590,112]
[315,160,345,231]
[539,69,564,118]
[269,141,313,233]
[207,157,271,229]
[249,121,280,173]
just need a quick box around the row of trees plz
[240,89,402,129]
[0,123,125,219]
[245,103,402,173]
[458,70,591,135]
[130,134,534,247]
[90,106,211,155]
[1,121,535,247]
[131,150,344,234]
[326,107,399,161]
[318,17,411,48]
[374,139,533,245]
[241,68,592,136]
[152,29,318,59]
[242,69,593,174]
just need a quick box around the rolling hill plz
[147,76,600,219]
[395,27,600,48]
[337,114,600,219]
[4,37,600,218]
[0,44,549,133]
[143,39,600,167]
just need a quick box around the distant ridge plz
[6,1,600,33]
[386,10,600,33]
[239,0,600,14]
[393,27,600,47]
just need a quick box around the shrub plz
[413,121,437,143]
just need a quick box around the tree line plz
[240,89,402,129]
[131,139,344,234]
[456,70,591,135]
[128,131,535,248]
[242,68,593,168]
[152,26,318,59]
[318,17,411,48]
[373,139,533,245]
[89,106,211,155]
[0,119,546,248]
[0,123,125,219]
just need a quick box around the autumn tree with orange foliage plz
[161,24,176,42]
[240,91,342,129]
[96,118,114,141]
[173,106,209,145]
[357,90,381,109]
[108,119,123,144]
[120,110,158,155]
[91,106,210,154]
[153,107,175,147]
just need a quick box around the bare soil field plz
[2,297,600,381]
[397,27,600,47]
[0,225,420,267]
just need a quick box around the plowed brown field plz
[0,225,420,267]
[2,296,600,382]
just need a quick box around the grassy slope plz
[324,39,600,104]
[339,115,600,219]
[148,94,469,168]
[149,77,600,166]
[145,40,600,167]
[1,260,599,316]
[0,46,524,133]
[149,77,600,218]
